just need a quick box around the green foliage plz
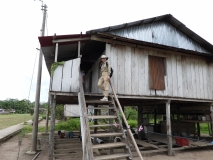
[0,98,47,115]
[56,104,64,120]
[127,120,137,128]
[55,118,80,131]
[51,61,65,77]
[124,107,137,120]
[20,125,46,136]
[42,115,46,119]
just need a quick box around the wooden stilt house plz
[39,14,213,159]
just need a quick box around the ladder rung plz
[87,107,116,110]
[86,100,113,104]
[92,142,126,149]
[94,153,130,160]
[88,115,117,119]
[89,124,120,128]
[90,132,123,137]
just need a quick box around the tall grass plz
[0,114,33,130]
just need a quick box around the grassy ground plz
[0,114,33,130]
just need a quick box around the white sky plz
[0,0,212,102]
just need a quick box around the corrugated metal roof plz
[86,14,213,54]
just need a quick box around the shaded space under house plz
[38,14,213,160]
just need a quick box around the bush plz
[55,118,80,131]
[127,120,137,128]
[56,104,64,120]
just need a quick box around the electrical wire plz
[17,46,39,160]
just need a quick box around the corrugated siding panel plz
[109,22,210,54]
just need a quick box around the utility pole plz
[27,3,47,154]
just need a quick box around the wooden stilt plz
[45,94,50,133]
[197,122,200,139]
[93,104,98,144]
[154,107,157,131]
[49,95,56,160]
[138,106,143,140]
[210,104,213,141]
[177,107,181,136]
[166,100,173,156]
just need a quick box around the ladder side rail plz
[78,68,94,160]
[110,97,133,159]
[109,80,144,160]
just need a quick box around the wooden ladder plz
[85,98,133,160]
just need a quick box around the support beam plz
[54,43,58,62]
[154,107,157,128]
[121,106,125,127]
[45,94,50,133]
[49,95,56,160]
[166,100,173,156]
[211,104,213,140]
[52,37,90,43]
[78,41,81,57]
[138,106,143,140]
[197,122,200,139]
[177,107,181,136]
[93,104,98,144]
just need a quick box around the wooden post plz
[45,94,50,133]
[78,41,81,57]
[154,107,157,130]
[49,95,56,160]
[197,123,200,139]
[166,100,173,156]
[177,106,181,136]
[93,104,98,144]
[121,105,125,127]
[210,104,213,140]
[54,43,58,62]
[138,106,143,140]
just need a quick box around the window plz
[148,56,166,90]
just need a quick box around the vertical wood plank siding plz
[87,44,212,100]
[51,58,80,92]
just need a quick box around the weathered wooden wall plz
[64,104,80,117]
[51,58,80,92]
[86,43,213,100]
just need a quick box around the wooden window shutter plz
[149,56,165,90]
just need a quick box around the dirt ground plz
[0,119,213,160]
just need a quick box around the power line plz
[17,46,39,160]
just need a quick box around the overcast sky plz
[0,0,212,102]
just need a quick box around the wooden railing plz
[109,80,144,160]
[78,69,94,160]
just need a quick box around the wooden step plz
[90,124,120,128]
[90,132,123,137]
[88,107,116,110]
[94,153,130,160]
[92,142,126,149]
[86,100,113,104]
[53,153,83,158]
[88,115,117,119]
[54,148,83,153]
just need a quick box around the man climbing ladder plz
[97,55,111,101]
